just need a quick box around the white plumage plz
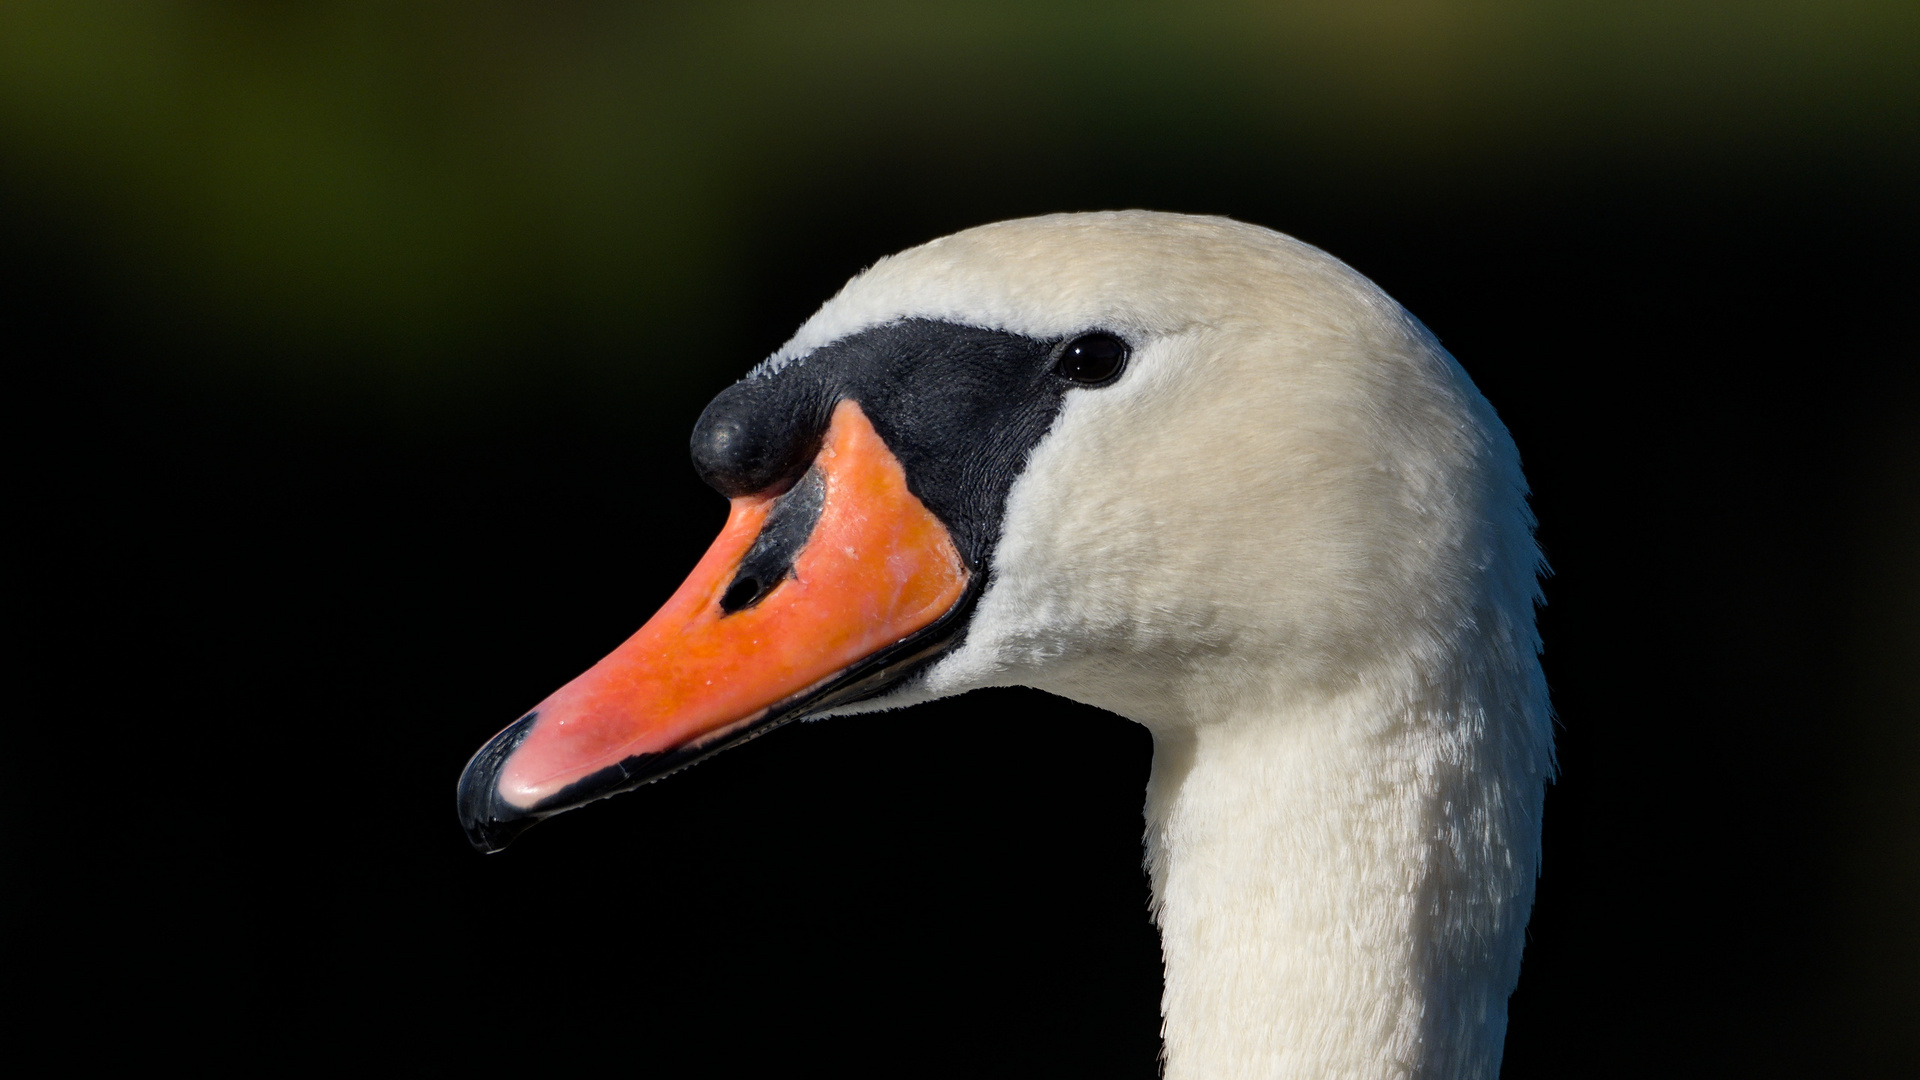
[798,212,1554,1079]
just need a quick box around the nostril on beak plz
[720,575,765,613]
[718,465,828,615]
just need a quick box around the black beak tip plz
[462,810,540,854]
[456,712,542,854]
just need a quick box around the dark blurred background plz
[8,3,1915,1076]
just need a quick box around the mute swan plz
[458,211,1552,1080]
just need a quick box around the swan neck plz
[1144,677,1540,1080]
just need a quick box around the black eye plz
[1054,332,1129,385]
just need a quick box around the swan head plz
[458,210,1538,851]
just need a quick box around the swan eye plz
[1054,333,1129,385]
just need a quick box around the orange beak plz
[458,400,970,851]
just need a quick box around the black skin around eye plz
[1054,333,1129,384]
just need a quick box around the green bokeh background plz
[5,1,1913,387]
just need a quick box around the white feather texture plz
[789,211,1552,1079]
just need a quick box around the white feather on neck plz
[1144,615,1544,1080]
